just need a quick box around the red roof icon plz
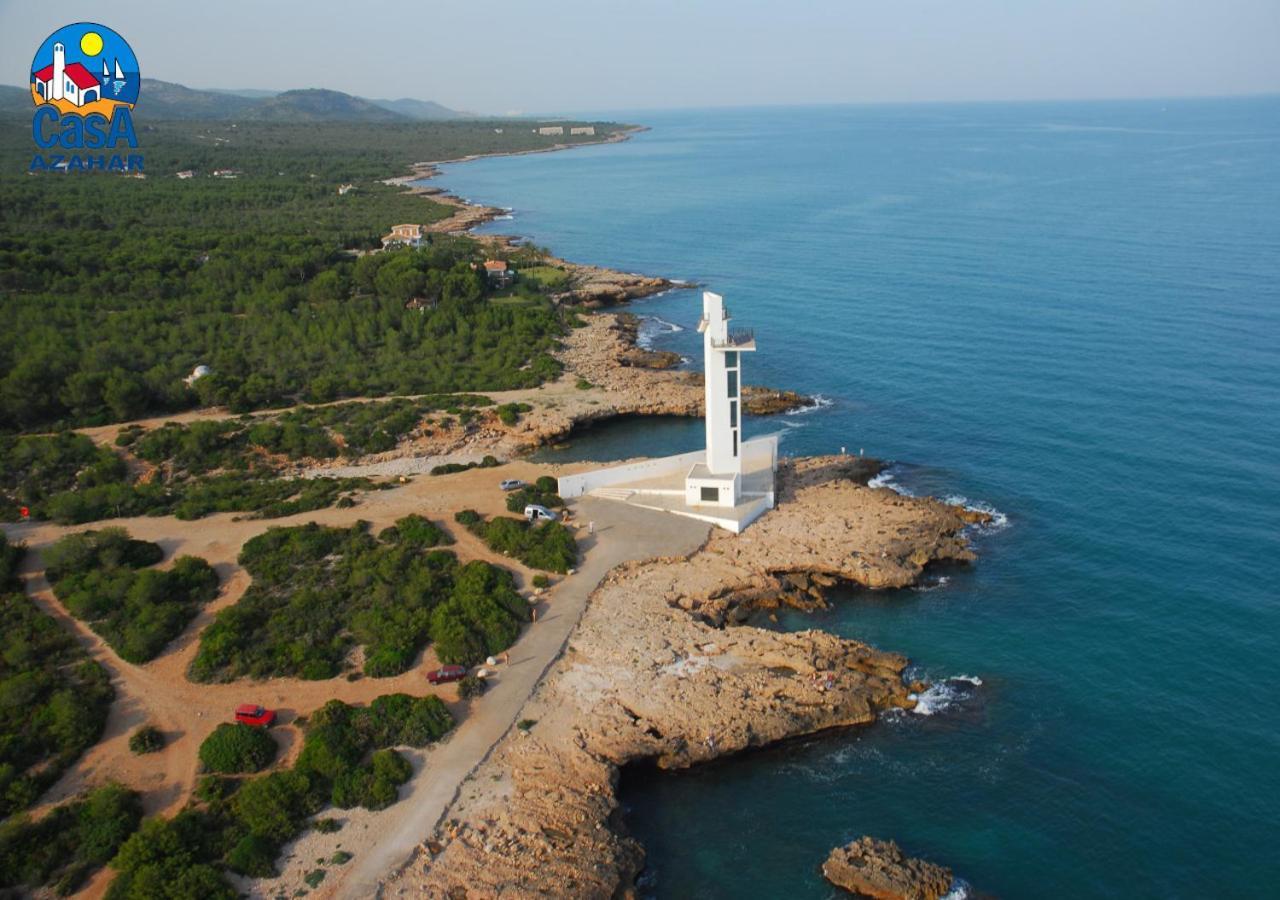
[34,61,98,90]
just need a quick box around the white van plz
[524,504,558,523]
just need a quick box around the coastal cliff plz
[382,458,985,897]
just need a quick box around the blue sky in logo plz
[31,22,140,106]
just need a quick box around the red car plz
[426,665,467,685]
[234,704,276,727]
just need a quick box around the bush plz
[0,784,141,894]
[191,520,526,681]
[198,723,277,774]
[0,590,113,818]
[460,512,578,574]
[128,726,164,755]
[46,529,219,663]
[458,675,486,699]
[313,817,342,834]
[532,573,550,589]
[575,378,593,390]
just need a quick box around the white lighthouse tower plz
[685,291,756,508]
[52,42,66,101]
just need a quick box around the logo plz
[28,22,142,173]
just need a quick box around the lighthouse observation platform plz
[556,434,779,534]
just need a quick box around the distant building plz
[337,183,355,195]
[483,259,513,287]
[383,223,424,249]
[184,364,212,386]
[537,126,564,136]
[405,297,436,312]
[213,168,241,178]
[176,170,196,179]
[570,126,595,136]
[493,128,504,134]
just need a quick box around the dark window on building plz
[725,351,738,368]
[732,430,738,457]
[729,400,738,429]
[727,371,738,397]
[701,486,718,502]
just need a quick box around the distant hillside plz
[249,89,404,122]
[0,78,463,122]
[371,97,464,120]
[138,79,260,118]
[0,84,27,114]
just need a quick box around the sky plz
[2,0,1278,114]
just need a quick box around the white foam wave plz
[868,466,915,496]
[941,880,971,900]
[943,494,1010,532]
[636,315,684,349]
[910,676,981,716]
[783,394,834,416]
[493,214,514,221]
[911,575,951,593]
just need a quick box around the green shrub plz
[198,723,277,774]
[191,521,525,681]
[0,784,141,894]
[46,529,219,663]
[331,850,353,864]
[459,512,578,574]
[128,726,164,755]
[495,402,532,426]
[532,574,550,589]
[575,378,593,390]
[313,817,342,834]
[0,590,113,818]
[458,675,486,699]
[305,869,327,888]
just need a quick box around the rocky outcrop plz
[382,460,986,898]
[822,836,955,900]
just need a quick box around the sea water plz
[437,98,1280,897]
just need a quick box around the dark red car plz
[426,665,467,685]
[234,704,276,727]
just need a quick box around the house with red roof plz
[33,42,101,107]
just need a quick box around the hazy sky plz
[3,0,1278,114]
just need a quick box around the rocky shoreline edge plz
[380,457,990,897]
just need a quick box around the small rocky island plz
[823,836,957,899]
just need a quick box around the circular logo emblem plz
[31,22,139,116]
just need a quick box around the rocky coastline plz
[381,457,988,897]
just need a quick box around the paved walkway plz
[336,498,710,899]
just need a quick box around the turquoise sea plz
[437,98,1280,897]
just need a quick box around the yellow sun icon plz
[80,31,103,56]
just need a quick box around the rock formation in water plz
[822,836,955,900]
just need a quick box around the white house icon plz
[33,42,101,107]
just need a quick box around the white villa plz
[558,291,779,533]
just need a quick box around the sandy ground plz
[0,459,625,899]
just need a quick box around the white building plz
[558,290,778,533]
[537,126,565,136]
[33,43,100,107]
[685,292,755,508]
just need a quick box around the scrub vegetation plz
[45,528,220,663]
[0,431,382,525]
[0,534,115,818]
[454,508,578,573]
[0,783,142,896]
[190,515,531,681]
[106,694,452,896]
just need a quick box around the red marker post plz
[18,506,30,520]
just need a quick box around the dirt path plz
[0,460,602,898]
[333,498,711,900]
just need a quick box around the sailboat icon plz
[101,58,127,96]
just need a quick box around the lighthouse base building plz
[557,291,779,534]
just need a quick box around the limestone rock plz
[822,836,954,900]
